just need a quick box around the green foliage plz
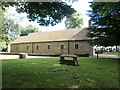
[0,2,9,10]
[0,7,20,50]
[4,18,20,42]
[95,50,103,54]
[103,52,120,55]
[0,42,7,51]
[0,17,20,51]
[0,7,5,42]
[7,2,76,26]
[2,57,119,88]
[20,25,39,36]
[1,16,20,44]
[65,12,83,29]
[88,2,120,47]
[0,7,6,51]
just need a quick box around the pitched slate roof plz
[11,28,91,44]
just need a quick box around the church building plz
[10,28,93,56]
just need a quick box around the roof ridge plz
[11,28,90,44]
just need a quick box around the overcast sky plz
[7,0,93,32]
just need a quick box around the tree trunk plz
[116,45,118,52]
[97,53,99,59]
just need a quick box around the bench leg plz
[73,57,77,61]
[60,57,64,60]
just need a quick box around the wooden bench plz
[59,54,79,66]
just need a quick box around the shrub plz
[95,50,103,54]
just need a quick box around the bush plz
[95,50,103,54]
[1,47,7,52]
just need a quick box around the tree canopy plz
[0,7,5,42]
[0,7,21,51]
[88,2,120,48]
[2,2,76,26]
[65,12,83,29]
[20,25,39,36]
[0,10,20,44]
[0,7,6,50]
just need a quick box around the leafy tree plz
[0,7,20,51]
[4,18,20,42]
[1,16,20,44]
[2,2,76,26]
[0,7,6,51]
[0,7,5,41]
[65,12,83,29]
[20,25,39,36]
[88,2,120,51]
[95,50,103,59]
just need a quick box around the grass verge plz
[102,52,120,55]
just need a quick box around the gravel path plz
[1,54,120,59]
[0,55,57,59]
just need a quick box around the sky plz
[7,0,93,32]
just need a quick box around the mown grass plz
[2,57,119,88]
[102,52,120,55]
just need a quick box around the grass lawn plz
[102,52,120,55]
[2,57,119,88]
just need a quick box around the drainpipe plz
[68,41,70,54]
[32,43,34,53]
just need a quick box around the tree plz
[0,7,5,41]
[0,7,21,51]
[88,2,120,51]
[0,7,6,51]
[2,2,76,26]
[20,25,39,36]
[1,15,20,44]
[4,18,20,43]
[65,12,83,29]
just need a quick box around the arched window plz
[74,43,79,49]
